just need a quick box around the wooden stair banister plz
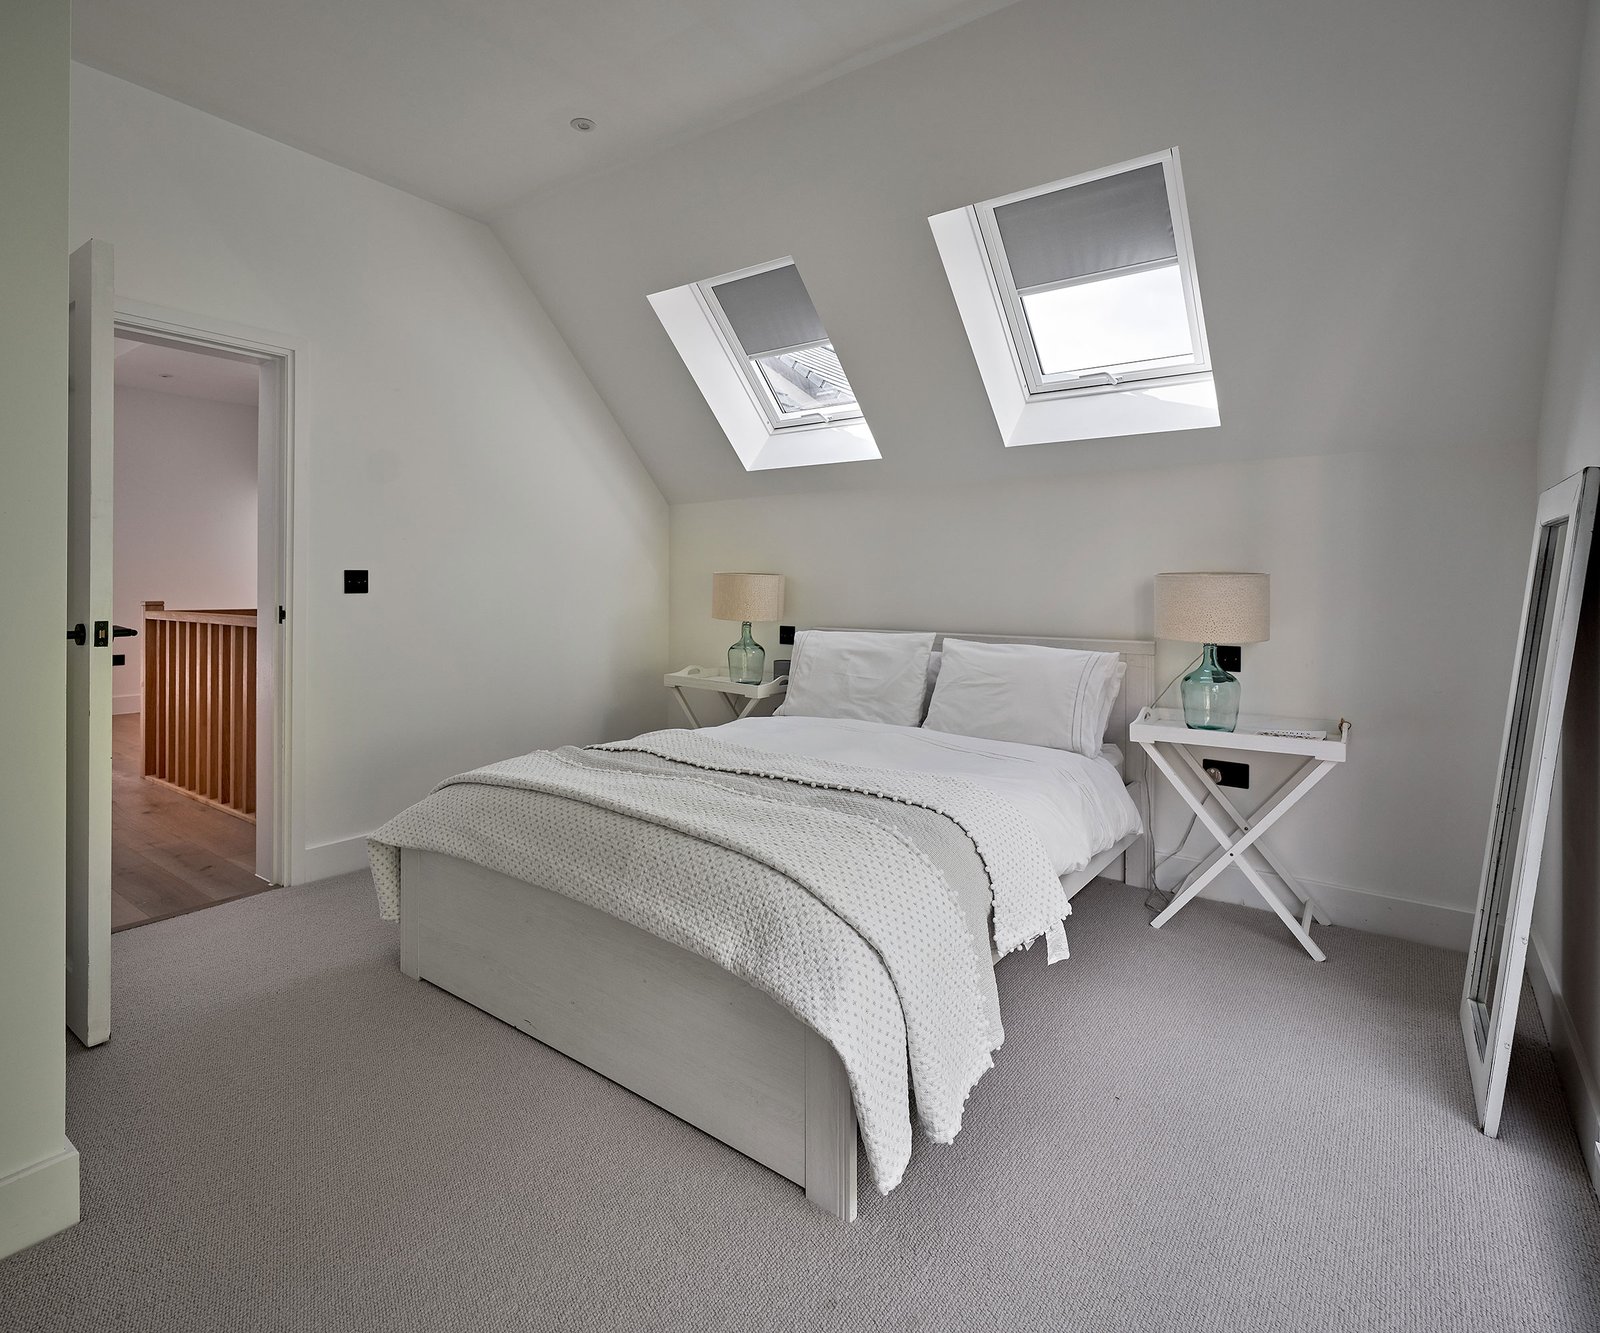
[141,599,257,821]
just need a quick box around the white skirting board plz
[0,1141,79,1261]
[295,834,372,884]
[112,693,140,716]
[316,825,1466,950]
[1526,938,1600,1202]
[1151,850,1474,951]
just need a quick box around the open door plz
[66,239,114,1048]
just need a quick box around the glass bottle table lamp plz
[711,572,786,685]
[1153,572,1270,731]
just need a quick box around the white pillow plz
[922,639,1126,757]
[776,630,936,727]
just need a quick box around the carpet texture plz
[4,872,1598,1332]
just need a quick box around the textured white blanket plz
[368,731,1070,1192]
[601,729,1072,959]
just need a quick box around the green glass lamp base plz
[1181,644,1240,731]
[727,622,765,685]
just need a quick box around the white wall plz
[1532,0,1600,1197]
[113,386,258,712]
[0,0,78,1260]
[71,64,670,879]
[497,0,1586,943]
[672,443,1530,941]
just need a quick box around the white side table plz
[664,666,788,729]
[1129,706,1351,962]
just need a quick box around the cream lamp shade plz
[711,572,785,623]
[1153,572,1269,644]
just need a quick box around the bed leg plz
[399,902,420,980]
[804,1029,858,1221]
[1123,780,1153,889]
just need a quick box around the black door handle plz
[68,623,86,646]
[112,625,138,639]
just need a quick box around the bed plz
[372,632,1153,1221]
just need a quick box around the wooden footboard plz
[399,848,859,1221]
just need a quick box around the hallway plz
[111,713,267,929]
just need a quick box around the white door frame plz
[113,299,305,886]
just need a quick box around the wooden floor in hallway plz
[112,712,271,930]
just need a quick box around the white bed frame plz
[398,633,1154,1221]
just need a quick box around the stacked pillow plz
[923,637,1124,757]
[776,630,1124,757]
[777,630,935,727]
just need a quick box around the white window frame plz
[649,259,879,473]
[695,257,865,433]
[930,147,1220,449]
[974,149,1211,397]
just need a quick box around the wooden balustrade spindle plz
[140,601,257,820]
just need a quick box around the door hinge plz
[278,605,286,624]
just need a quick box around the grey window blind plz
[709,264,828,356]
[993,163,1176,291]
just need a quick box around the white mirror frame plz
[1461,466,1598,1137]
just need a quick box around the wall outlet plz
[1216,644,1242,672]
[343,569,369,594]
[779,624,796,646]
[1203,758,1250,789]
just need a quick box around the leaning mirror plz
[1461,467,1597,1137]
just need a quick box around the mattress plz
[709,716,1141,878]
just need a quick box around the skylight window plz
[978,157,1208,393]
[930,148,1219,447]
[700,261,862,430]
[754,344,855,414]
[649,257,878,472]
[1021,266,1193,378]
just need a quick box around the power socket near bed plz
[1203,759,1250,789]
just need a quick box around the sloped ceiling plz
[488,0,1586,503]
[71,0,1022,217]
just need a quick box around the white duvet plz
[710,716,1141,878]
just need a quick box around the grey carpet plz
[4,873,1599,1332]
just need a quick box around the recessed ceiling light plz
[569,117,595,132]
